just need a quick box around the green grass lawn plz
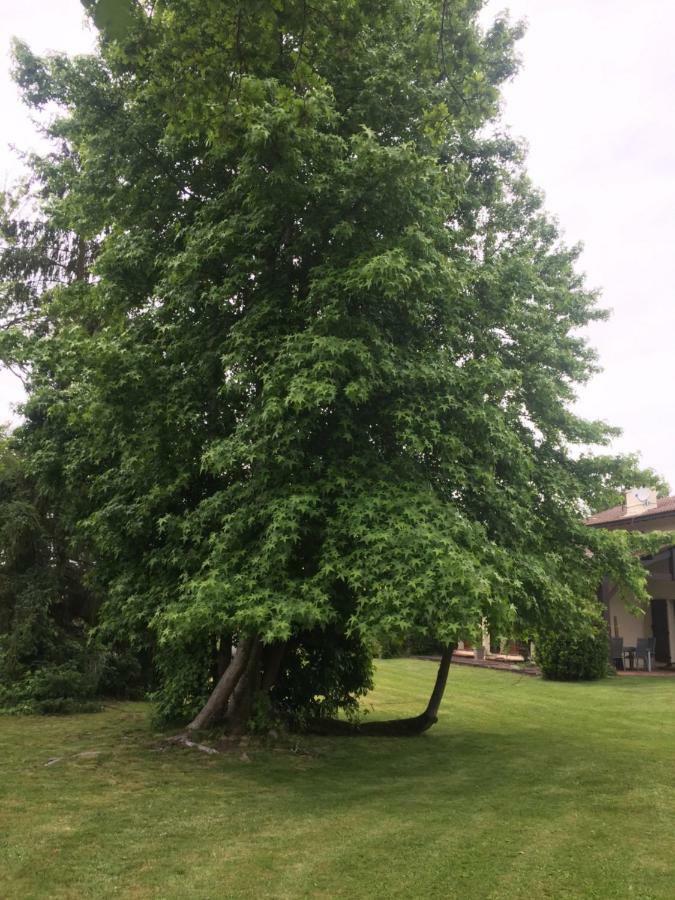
[1,660,674,899]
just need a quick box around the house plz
[586,488,675,668]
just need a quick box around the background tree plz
[0,430,95,712]
[0,0,669,731]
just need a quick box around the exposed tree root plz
[166,733,220,754]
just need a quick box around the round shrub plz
[536,625,609,681]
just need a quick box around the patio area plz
[616,667,675,677]
[443,647,675,678]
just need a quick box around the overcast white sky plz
[1,0,674,487]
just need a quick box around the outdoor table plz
[623,646,636,670]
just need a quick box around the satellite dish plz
[635,488,651,503]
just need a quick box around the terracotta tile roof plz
[586,495,675,527]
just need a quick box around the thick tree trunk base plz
[187,635,258,732]
[227,640,262,734]
[185,642,455,739]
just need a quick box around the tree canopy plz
[0,0,669,729]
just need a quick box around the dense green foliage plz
[0,433,147,712]
[0,433,98,712]
[0,0,670,723]
[536,620,610,681]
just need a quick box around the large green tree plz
[1,0,668,731]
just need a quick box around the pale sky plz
[1,0,674,488]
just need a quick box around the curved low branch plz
[306,643,456,737]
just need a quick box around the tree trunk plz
[422,642,454,722]
[225,641,287,734]
[227,639,263,733]
[216,635,232,678]
[187,636,257,732]
[306,643,456,737]
[210,634,232,684]
[261,641,287,693]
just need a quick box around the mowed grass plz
[1,661,675,899]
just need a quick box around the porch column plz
[667,599,675,666]
[598,577,612,662]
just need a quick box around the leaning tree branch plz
[306,643,457,737]
[187,635,258,731]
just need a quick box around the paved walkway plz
[416,653,540,677]
[417,653,675,678]
[616,667,675,677]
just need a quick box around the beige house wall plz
[461,506,675,665]
[607,585,675,663]
[600,509,675,663]
[607,591,650,646]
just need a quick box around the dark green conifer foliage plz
[1,0,669,726]
[0,433,96,712]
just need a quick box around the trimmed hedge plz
[536,625,609,681]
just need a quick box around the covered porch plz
[601,546,675,672]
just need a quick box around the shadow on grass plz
[3,664,675,899]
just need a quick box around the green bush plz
[0,638,148,715]
[536,625,609,681]
[151,634,219,725]
[272,629,374,727]
[0,663,101,715]
[372,633,446,658]
[95,647,146,700]
[371,634,409,658]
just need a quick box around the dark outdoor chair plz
[610,637,624,670]
[635,637,656,672]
